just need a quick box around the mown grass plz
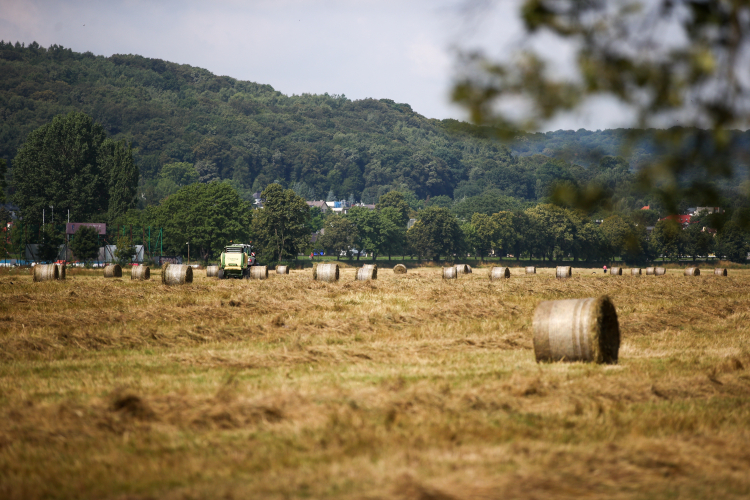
[1,266,749,499]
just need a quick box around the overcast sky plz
[0,0,632,130]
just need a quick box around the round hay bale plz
[526,266,536,274]
[54,263,66,280]
[131,265,150,280]
[714,268,728,276]
[455,264,470,274]
[356,266,377,281]
[312,262,318,280]
[631,268,642,276]
[556,266,572,279]
[33,264,58,282]
[533,296,620,364]
[206,265,219,278]
[276,265,289,274]
[655,267,666,276]
[315,263,339,282]
[466,265,473,274]
[161,263,193,285]
[443,266,457,280]
[610,267,623,276]
[393,264,407,274]
[489,266,511,281]
[103,264,122,278]
[645,267,655,275]
[250,266,268,280]
[684,267,700,276]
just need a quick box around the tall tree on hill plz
[376,191,410,227]
[251,183,310,263]
[12,112,138,225]
[406,207,463,261]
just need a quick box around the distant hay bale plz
[556,266,572,279]
[276,265,289,274]
[610,267,623,276]
[526,266,536,274]
[645,267,655,275]
[631,268,642,276]
[455,264,470,274]
[206,265,219,277]
[489,266,511,281]
[103,264,122,278]
[655,267,666,276]
[315,263,339,282]
[356,266,377,281]
[466,265,473,274]
[33,264,58,282]
[250,266,268,280]
[161,263,193,285]
[393,264,407,274]
[533,296,620,364]
[714,268,728,276]
[684,267,700,276]
[54,263,66,280]
[131,266,150,281]
[443,266,457,279]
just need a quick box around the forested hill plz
[2,41,745,210]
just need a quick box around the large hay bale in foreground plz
[610,267,623,276]
[131,266,150,281]
[645,267,655,275]
[533,296,620,364]
[250,266,268,280]
[206,265,219,278]
[631,268,642,276]
[276,265,289,274]
[714,268,728,276]
[556,266,572,279]
[103,264,122,278]
[684,267,700,276]
[442,266,457,280]
[356,266,377,281]
[54,263,66,280]
[526,266,536,274]
[455,264,470,274]
[393,264,407,274]
[33,264,58,282]
[315,263,339,282]
[655,267,666,276]
[489,266,510,281]
[161,263,193,285]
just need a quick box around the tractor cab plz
[219,244,257,279]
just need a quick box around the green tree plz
[319,215,358,260]
[469,213,497,260]
[525,204,579,261]
[716,221,749,263]
[376,191,410,227]
[115,233,136,266]
[12,112,139,225]
[70,226,100,264]
[649,220,683,262]
[38,225,63,263]
[406,207,463,261]
[155,182,251,264]
[347,206,381,260]
[575,222,605,262]
[683,222,714,262]
[378,207,407,260]
[601,215,646,262]
[251,183,309,262]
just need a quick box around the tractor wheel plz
[243,268,250,279]
[218,269,225,280]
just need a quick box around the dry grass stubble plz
[1,266,750,499]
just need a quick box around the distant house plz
[306,200,329,213]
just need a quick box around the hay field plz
[1,265,749,499]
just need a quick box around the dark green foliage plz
[376,191,410,227]
[319,215,358,260]
[251,184,309,262]
[0,158,6,203]
[716,221,749,263]
[115,233,136,266]
[406,207,463,261]
[70,225,99,263]
[38,225,63,262]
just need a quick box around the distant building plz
[306,200,330,213]
[694,207,722,216]
[407,218,417,229]
[641,205,650,210]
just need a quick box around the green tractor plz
[218,244,258,279]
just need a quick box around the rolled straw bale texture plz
[161,263,193,285]
[556,266,572,279]
[714,268,728,276]
[489,266,511,281]
[206,265,219,278]
[250,266,268,280]
[645,267,655,275]
[533,296,620,364]
[631,268,642,276]
[466,265,473,274]
[443,267,457,280]
[610,267,623,276]
[312,262,318,280]
[356,266,377,281]
[276,265,289,274]
[455,264,470,274]
[684,267,700,276]
[131,266,150,281]
[103,264,122,278]
[54,263,66,280]
[33,264,58,282]
[526,266,536,274]
[393,264,407,274]
[655,267,666,276]
[362,263,378,276]
[315,263,339,282]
